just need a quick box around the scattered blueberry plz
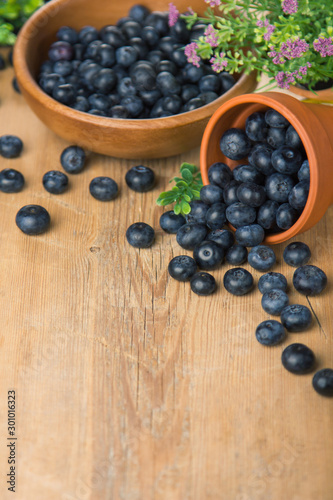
[89,176,118,201]
[276,203,299,230]
[205,202,227,230]
[159,210,186,233]
[280,304,312,332]
[255,320,286,346]
[223,180,241,206]
[207,162,233,188]
[258,272,288,294]
[125,165,155,192]
[12,77,21,94]
[248,245,276,271]
[207,228,234,250]
[200,184,224,205]
[193,240,224,270]
[281,343,315,374]
[257,200,280,230]
[226,244,248,265]
[168,255,197,281]
[223,267,253,296]
[176,223,208,250]
[293,265,327,296]
[190,272,216,296]
[0,135,23,159]
[16,205,51,235]
[226,202,257,228]
[0,168,24,193]
[312,369,333,397]
[261,289,289,315]
[126,222,155,248]
[43,170,68,194]
[283,241,311,267]
[235,224,265,247]
[60,145,86,174]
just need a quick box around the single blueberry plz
[207,228,234,250]
[121,20,142,39]
[200,184,224,205]
[205,203,227,230]
[220,128,252,161]
[265,109,289,128]
[226,202,257,228]
[89,176,118,201]
[116,46,138,67]
[219,72,235,93]
[170,18,190,43]
[0,168,24,193]
[232,164,264,185]
[276,203,299,230]
[198,74,220,93]
[183,97,204,112]
[236,182,266,208]
[298,160,310,182]
[265,173,295,203]
[60,146,86,174]
[160,211,186,233]
[110,105,129,118]
[0,135,23,159]
[262,289,289,315]
[271,146,303,175]
[73,96,90,112]
[161,95,182,114]
[100,25,126,48]
[125,165,155,192]
[223,267,254,296]
[248,245,276,271]
[128,4,150,22]
[223,180,240,206]
[182,63,204,83]
[181,84,199,102]
[235,224,265,247]
[187,201,209,224]
[208,162,233,188]
[142,26,160,46]
[248,143,275,175]
[190,272,216,296]
[255,320,286,346]
[199,91,218,105]
[312,369,333,397]
[144,12,169,36]
[16,205,51,235]
[176,223,207,250]
[56,26,78,44]
[43,170,68,194]
[48,41,74,62]
[267,127,286,149]
[257,200,280,230]
[225,244,248,265]
[258,272,288,294]
[93,68,117,94]
[293,265,327,296]
[281,343,315,374]
[126,222,155,248]
[280,304,312,332]
[156,71,181,96]
[121,95,144,117]
[245,112,267,142]
[288,181,309,211]
[285,125,302,150]
[12,77,21,94]
[283,241,311,267]
[52,84,75,105]
[193,240,224,270]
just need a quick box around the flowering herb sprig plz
[157,163,203,215]
[169,0,333,91]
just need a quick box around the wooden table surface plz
[0,60,332,500]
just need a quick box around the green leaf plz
[176,180,188,188]
[181,200,191,215]
[174,203,181,215]
[192,190,201,198]
[183,194,192,202]
[180,162,198,174]
[181,168,193,183]
[172,186,180,192]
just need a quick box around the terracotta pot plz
[200,92,333,245]
[289,84,333,101]
[13,0,257,159]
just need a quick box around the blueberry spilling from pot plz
[37,5,236,119]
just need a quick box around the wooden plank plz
[0,62,332,500]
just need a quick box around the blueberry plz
[293,265,327,296]
[48,41,74,62]
[312,369,333,397]
[121,20,142,39]
[156,71,181,96]
[181,84,199,102]
[223,180,240,206]
[131,63,156,91]
[236,182,266,208]
[285,125,302,150]
[226,202,257,228]
[100,26,126,48]
[116,46,138,67]
[161,95,182,114]
[262,289,289,315]
[255,320,286,346]
[280,304,312,333]
[39,60,54,75]
[139,88,161,106]
[281,343,315,374]
[158,36,175,56]
[0,168,24,193]
[126,222,155,248]
[117,77,137,97]
[121,95,144,117]
[257,200,280,230]
[199,91,218,105]
[186,201,209,224]
[235,224,265,247]
[182,63,204,83]
[265,173,295,203]
[87,93,110,111]
[298,160,310,182]
[271,146,303,175]
[147,50,164,65]
[276,203,298,230]
[193,240,224,270]
[16,205,51,235]
[0,135,23,159]
[93,68,117,94]
[128,4,150,22]
[89,176,118,201]
[73,96,90,112]
[0,54,6,70]
[125,165,155,192]
[200,184,224,205]
[283,242,311,267]
[12,77,21,94]
[170,45,188,67]
[144,12,169,36]
[258,272,288,294]
[267,127,286,149]
[170,18,190,43]
[142,26,160,46]
[110,105,129,118]
[73,43,85,60]
[205,203,227,230]
[219,72,235,93]
[43,170,68,194]
[60,146,86,174]
[220,128,251,160]
[160,210,186,233]
[223,267,253,296]
[288,181,309,211]
[88,109,107,116]
[130,37,149,59]
[85,40,104,59]
[190,272,216,296]
[78,26,99,45]
[207,228,234,250]
[53,60,73,77]
[233,164,264,185]
[265,109,289,128]
[226,244,248,265]
[52,84,75,105]
[198,74,220,93]
[56,26,78,44]
[245,112,267,142]
[176,223,207,250]
[207,162,232,188]
[183,97,204,112]
[248,245,276,271]
[248,143,275,175]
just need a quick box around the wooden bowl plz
[13,0,257,159]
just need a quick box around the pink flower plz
[184,42,201,67]
[280,37,309,59]
[257,19,276,42]
[168,3,179,27]
[313,37,333,57]
[204,24,219,48]
[282,0,298,14]
[275,63,311,89]
[210,52,228,72]
[204,0,221,7]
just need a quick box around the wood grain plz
[0,62,332,500]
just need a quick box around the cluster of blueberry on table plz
[37,4,235,119]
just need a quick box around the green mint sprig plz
[156,163,203,215]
